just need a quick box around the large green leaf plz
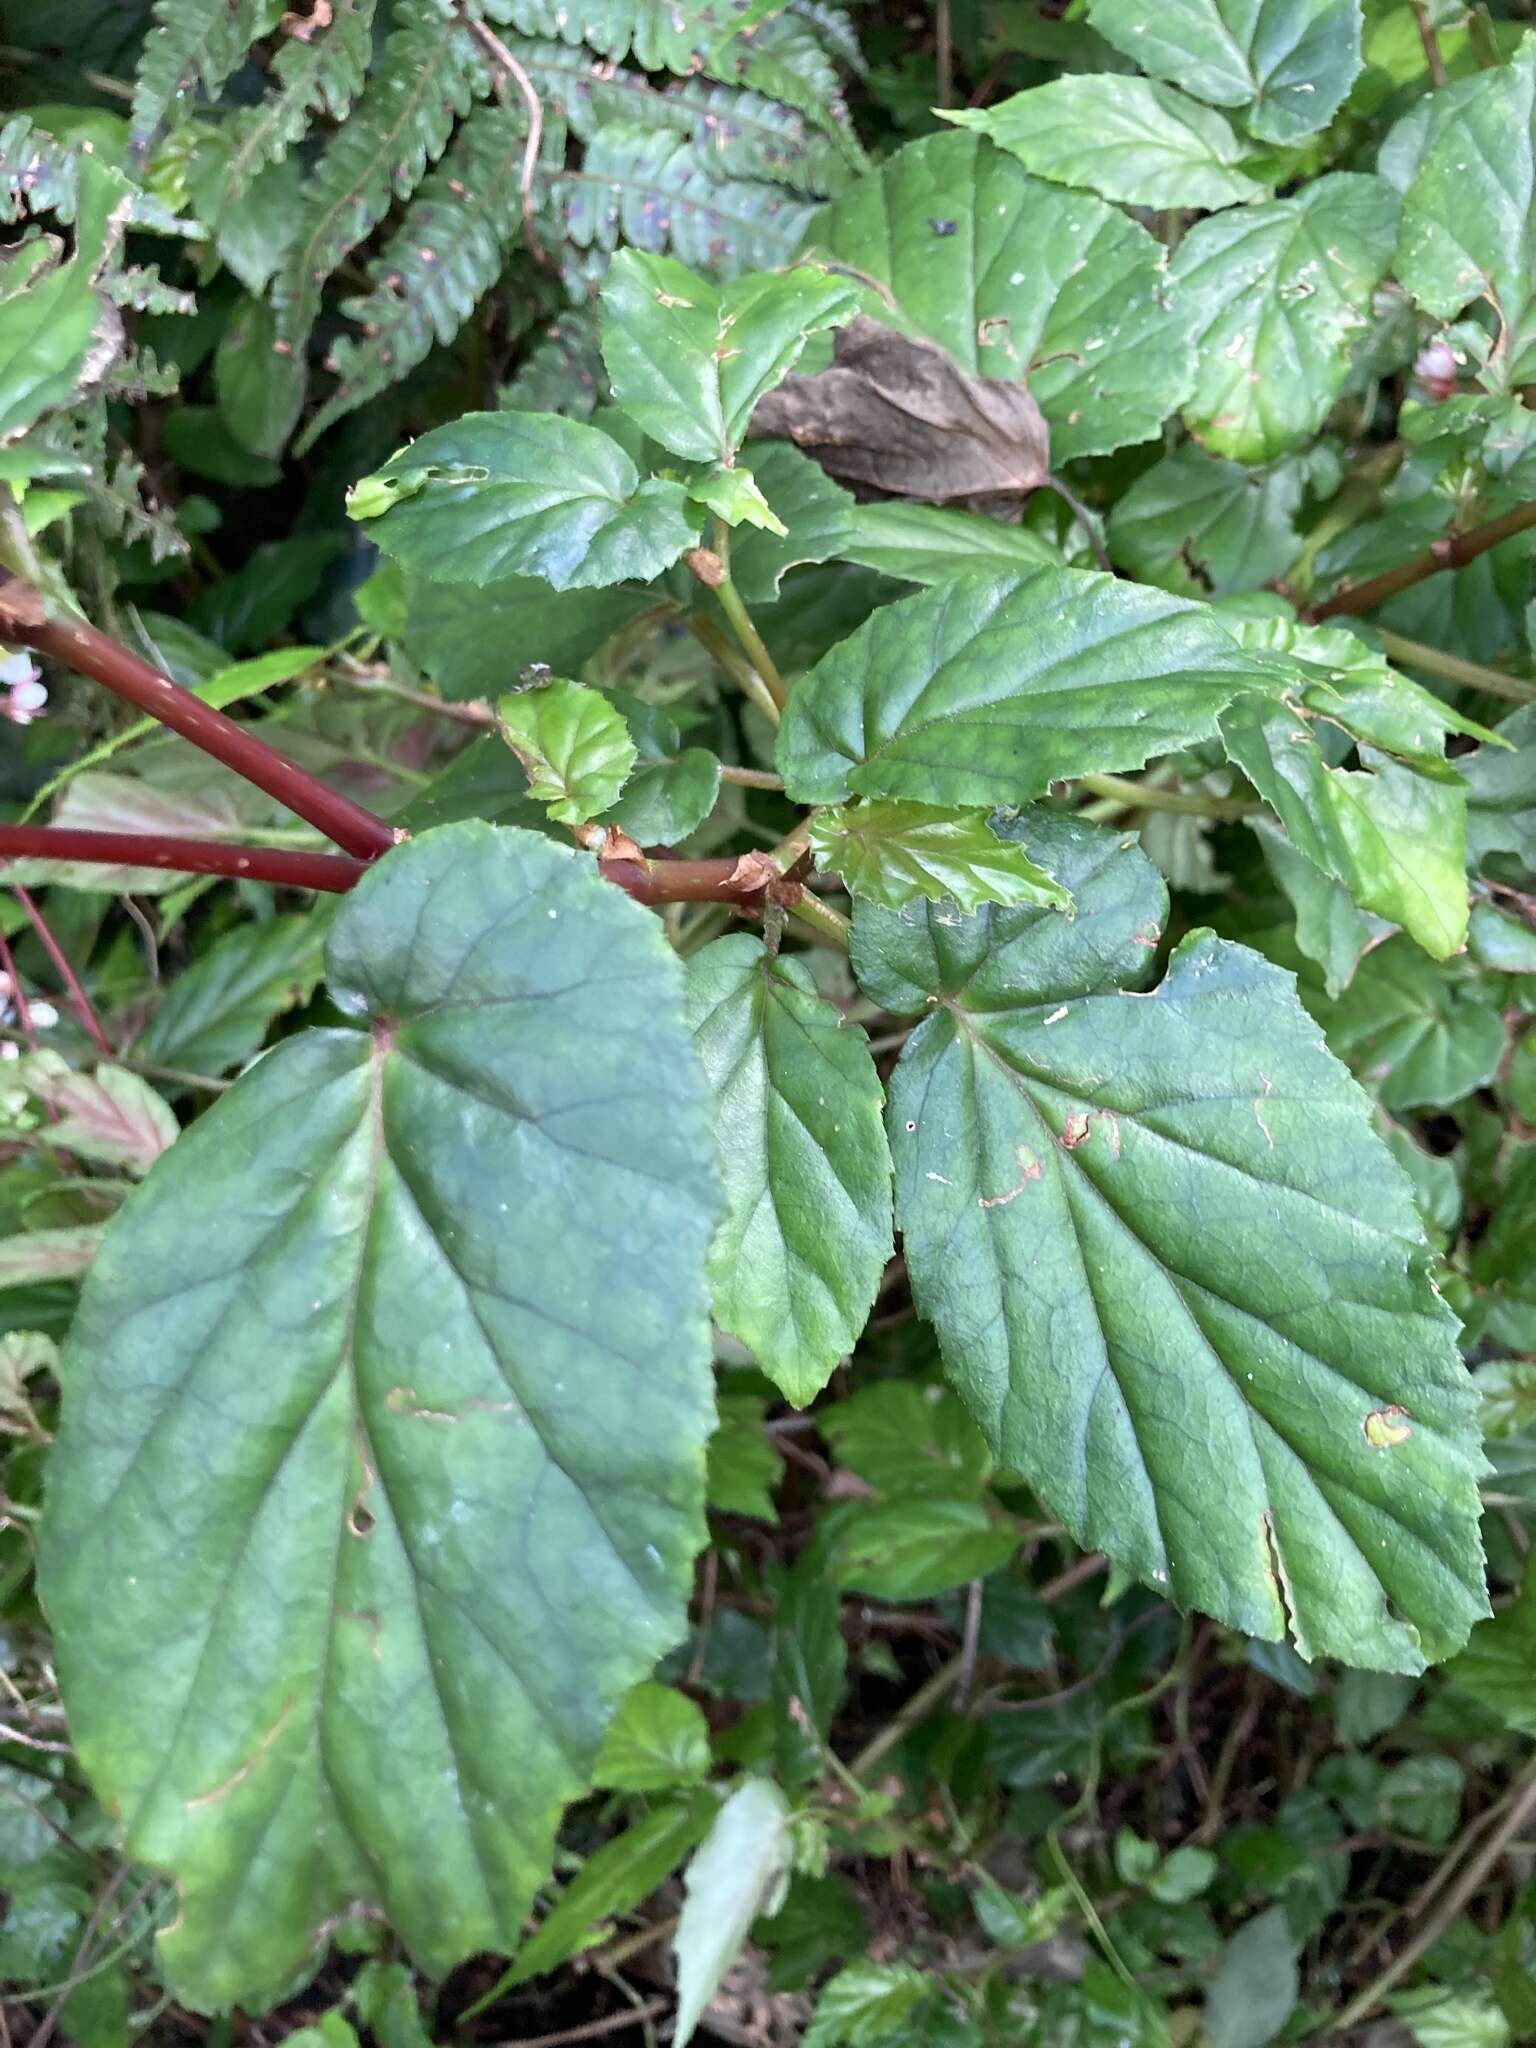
[946,77,1265,210]
[776,568,1282,809]
[1086,0,1364,144]
[347,413,700,592]
[834,501,1060,585]
[1386,46,1536,389]
[685,935,892,1406]
[850,813,1486,1670]
[806,131,1193,462]
[599,250,857,464]
[137,914,327,1078]
[39,822,721,2011]
[1459,704,1536,873]
[1171,175,1400,464]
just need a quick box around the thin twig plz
[1077,773,1263,821]
[718,764,785,790]
[0,828,369,894]
[1331,1753,1536,2032]
[1375,628,1536,705]
[491,1997,669,2047]
[464,14,550,269]
[1410,0,1449,85]
[11,885,111,1057]
[955,1577,984,1711]
[1310,498,1536,620]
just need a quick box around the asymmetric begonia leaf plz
[775,568,1284,809]
[1171,175,1400,464]
[39,822,722,2013]
[1303,937,1509,1113]
[346,412,700,591]
[806,131,1193,461]
[850,813,1487,1670]
[685,935,892,1407]
[1108,447,1305,597]
[1086,0,1364,144]
[945,76,1266,210]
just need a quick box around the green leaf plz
[348,413,701,592]
[1388,47,1536,389]
[1204,1906,1299,2048]
[771,1558,847,1791]
[138,915,326,1079]
[600,249,857,464]
[1306,938,1507,1112]
[1087,0,1364,144]
[689,463,787,535]
[1392,1988,1512,2048]
[945,77,1265,210]
[506,1794,716,1985]
[38,821,721,2012]
[834,501,1060,585]
[808,802,1074,914]
[828,1496,1020,1600]
[0,1225,105,1289]
[1256,821,1387,999]
[599,695,721,845]
[1224,707,1469,958]
[804,1961,929,2048]
[1448,1571,1536,1738]
[1378,1754,1461,1845]
[1108,448,1305,599]
[822,1381,994,1499]
[1172,175,1399,464]
[707,1394,783,1520]
[19,1058,180,1176]
[0,158,127,442]
[725,443,857,603]
[1460,704,1536,873]
[851,813,1487,1670]
[776,569,1282,810]
[684,935,892,1405]
[215,296,306,458]
[498,680,638,826]
[593,1683,711,1792]
[674,1779,793,2048]
[403,573,654,702]
[807,131,1193,462]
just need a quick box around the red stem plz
[0,829,370,893]
[1309,498,1536,621]
[12,883,112,1057]
[0,576,398,861]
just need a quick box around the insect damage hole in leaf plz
[38,821,722,2013]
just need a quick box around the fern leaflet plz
[130,0,283,156]
[271,4,486,348]
[301,101,547,445]
[212,0,380,212]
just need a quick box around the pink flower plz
[1414,336,1461,401]
[0,651,47,726]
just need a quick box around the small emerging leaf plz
[673,1779,793,2048]
[809,801,1074,914]
[499,680,638,826]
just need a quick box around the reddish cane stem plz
[0,575,398,861]
[12,884,111,1056]
[0,829,370,893]
[597,855,775,905]
[1309,498,1536,620]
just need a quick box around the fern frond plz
[0,117,199,237]
[130,0,283,157]
[301,101,546,445]
[212,0,380,212]
[106,345,182,400]
[271,4,486,348]
[501,43,856,193]
[109,265,198,315]
[786,0,864,72]
[500,308,604,418]
[556,124,817,276]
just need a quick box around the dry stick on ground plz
[1309,498,1536,621]
[1332,1751,1536,2033]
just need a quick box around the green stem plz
[688,614,783,729]
[789,889,851,947]
[719,764,785,790]
[1077,773,1263,821]
[1375,628,1536,705]
[713,518,789,715]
